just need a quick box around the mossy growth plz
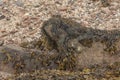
[104,45,117,55]
[55,53,77,71]
[19,15,120,72]
[1,49,13,64]
[19,37,55,51]
[103,38,120,55]
[40,35,57,51]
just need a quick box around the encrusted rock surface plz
[0,44,59,74]
[42,15,120,68]
[0,16,120,79]
[8,69,120,80]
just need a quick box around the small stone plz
[15,0,24,7]
[101,7,111,14]
[0,13,5,20]
[101,0,110,7]
[0,0,4,6]
[0,41,4,46]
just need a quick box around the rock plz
[0,41,4,46]
[0,15,120,79]
[0,44,58,74]
[41,15,120,69]
[0,13,5,20]
[15,0,24,7]
[41,15,120,55]
[92,0,110,7]
[8,69,120,80]
[0,0,3,6]
[101,0,110,7]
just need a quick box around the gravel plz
[0,71,13,80]
[0,0,119,45]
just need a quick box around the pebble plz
[0,41,4,46]
[15,0,24,7]
[0,0,3,6]
[0,13,5,20]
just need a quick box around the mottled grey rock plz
[0,44,58,74]
[41,15,120,69]
[41,15,120,55]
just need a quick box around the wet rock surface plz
[0,15,120,79]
